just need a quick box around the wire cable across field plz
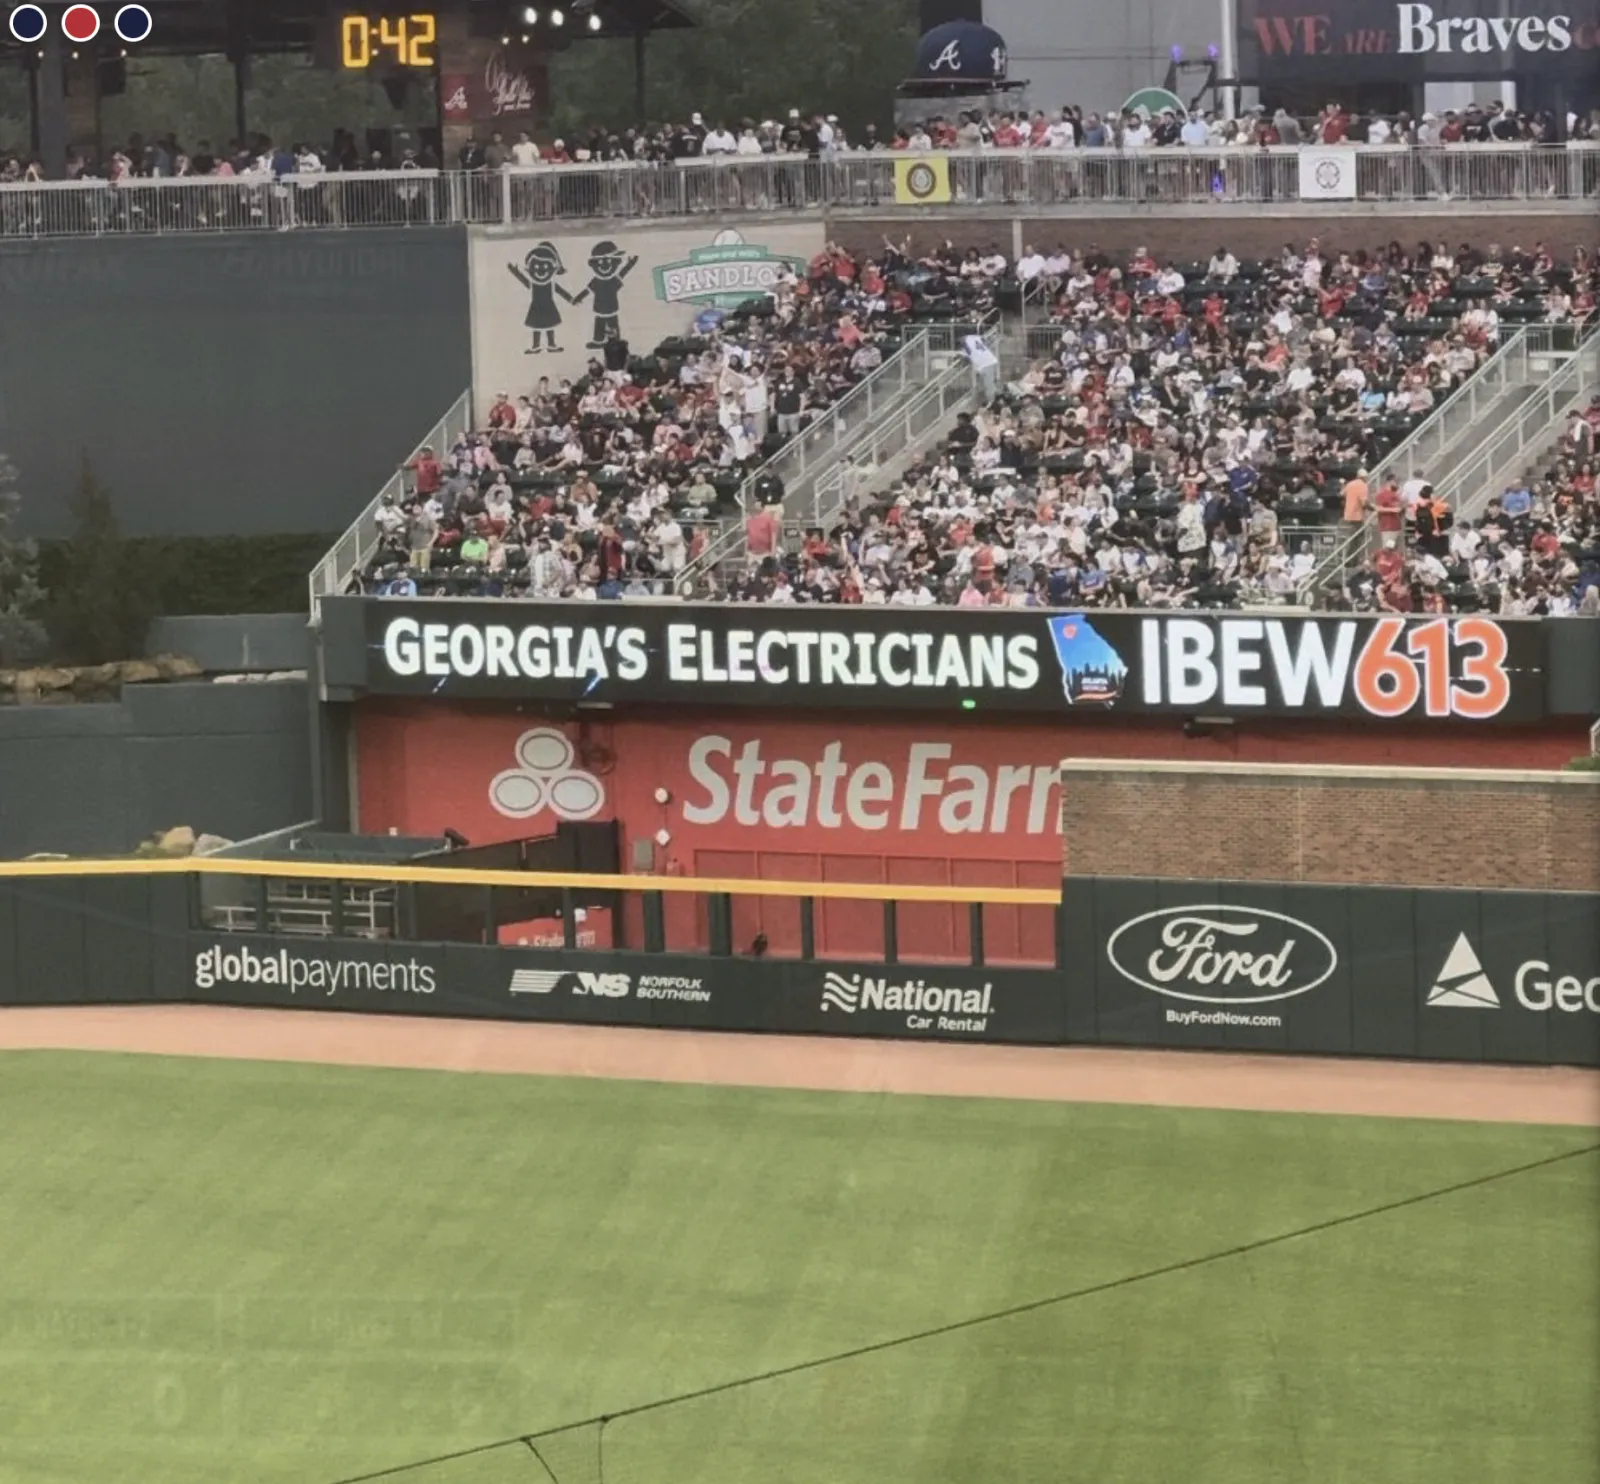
[328,1139,1600,1483]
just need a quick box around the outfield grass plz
[0,1050,1594,1484]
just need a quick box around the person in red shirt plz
[1379,577,1414,612]
[486,394,516,430]
[1375,479,1403,535]
[972,542,997,591]
[993,116,1023,148]
[1438,112,1464,143]
[597,522,625,580]
[744,503,780,559]
[405,445,442,496]
[1374,538,1405,586]
[1320,105,1348,143]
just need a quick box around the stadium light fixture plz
[549,7,564,24]
[587,12,601,29]
[521,4,537,22]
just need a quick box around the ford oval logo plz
[1105,905,1338,1006]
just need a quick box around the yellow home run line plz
[0,856,1061,907]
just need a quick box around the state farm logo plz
[489,728,606,822]
[681,735,1059,836]
[1105,905,1338,1006]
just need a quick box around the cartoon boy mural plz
[569,240,639,349]
[507,242,577,353]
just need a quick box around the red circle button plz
[62,5,102,42]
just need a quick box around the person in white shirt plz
[1448,522,1480,564]
[740,368,769,441]
[1207,248,1238,280]
[735,127,763,156]
[702,124,737,155]
[1123,117,1152,147]
[1180,113,1210,146]
[510,132,539,167]
[1155,265,1186,295]
[1015,246,1047,281]
[1367,116,1392,145]
[1046,114,1078,148]
[654,510,687,572]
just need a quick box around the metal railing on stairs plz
[689,354,984,596]
[678,317,995,592]
[1443,326,1600,523]
[308,388,474,619]
[1298,323,1579,599]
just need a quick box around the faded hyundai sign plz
[1105,905,1338,1005]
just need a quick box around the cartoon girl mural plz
[507,242,577,353]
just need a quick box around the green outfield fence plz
[0,856,1591,1065]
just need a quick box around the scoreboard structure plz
[1,0,694,177]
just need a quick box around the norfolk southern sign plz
[335,599,1545,722]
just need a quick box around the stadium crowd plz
[357,236,1000,597]
[353,234,1598,614]
[3,98,1596,182]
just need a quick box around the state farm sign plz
[681,736,1059,837]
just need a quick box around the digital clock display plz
[341,13,438,68]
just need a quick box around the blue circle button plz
[114,3,153,42]
[8,5,49,43]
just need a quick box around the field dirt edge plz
[0,1004,1597,1126]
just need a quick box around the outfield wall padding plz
[0,875,1593,1066]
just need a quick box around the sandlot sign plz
[340,600,1546,723]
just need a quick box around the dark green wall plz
[0,682,312,857]
[0,229,470,539]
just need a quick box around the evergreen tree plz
[0,453,47,668]
[44,459,153,666]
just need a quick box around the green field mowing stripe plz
[0,1050,1593,1484]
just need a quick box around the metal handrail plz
[1298,324,1560,596]
[3,144,1598,238]
[674,331,941,589]
[307,387,473,620]
[695,329,993,593]
[1442,332,1600,522]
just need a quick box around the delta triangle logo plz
[1425,933,1500,1009]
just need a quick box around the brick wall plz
[1060,761,1600,892]
[831,211,1596,261]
